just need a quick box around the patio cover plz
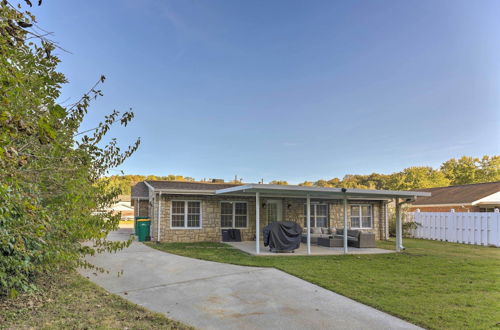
[215,184,431,255]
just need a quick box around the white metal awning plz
[215,184,431,255]
[215,184,431,200]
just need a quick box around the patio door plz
[267,200,282,223]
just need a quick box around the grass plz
[146,239,500,330]
[0,270,191,329]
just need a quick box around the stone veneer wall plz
[133,200,149,218]
[283,198,385,240]
[150,194,388,242]
[155,195,257,243]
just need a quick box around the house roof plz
[132,180,432,200]
[144,180,242,191]
[412,181,500,205]
[216,184,430,200]
[131,181,149,198]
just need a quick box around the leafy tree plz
[296,155,497,191]
[298,181,314,186]
[441,155,500,185]
[106,174,195,195]
[477,155,500,183]
[269,180,288,185]
[441,156,479,185]
[0,1,139,297]
[386,167,450,190]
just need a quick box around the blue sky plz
[33,0,499,183]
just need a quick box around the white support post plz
[343,196,348,254]
[256,192,260,254]
[157,192,162,242]
[395,197,402,252]
[306,194,311,255]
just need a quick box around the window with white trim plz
[303,204,328,227]
[171,201,201,228]
[350,204,372,229]
[221,201,248,228]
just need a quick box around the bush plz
[0,1,139,298]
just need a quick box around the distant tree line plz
[295,155,499,190]
[111,155,499,195]
[105,175,195,195]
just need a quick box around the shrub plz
[0,1,139,297]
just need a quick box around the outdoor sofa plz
[334,229,376,248]
[300,227,336,244]
[301,228,376,248]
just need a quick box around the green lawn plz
[146,239,500,330]
[0,270,191,329]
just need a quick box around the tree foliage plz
[269,180,288,185]
[295,155,499,190]
[0,1,139,297]
[105,175,195,195]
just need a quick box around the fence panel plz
[410,210,500,247]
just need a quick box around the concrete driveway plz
[79,229,420,330]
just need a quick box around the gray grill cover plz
[263,221,302,252]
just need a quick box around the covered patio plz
[227,241,395,256]
[216,184,431,255]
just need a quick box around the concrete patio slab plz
[79,229,420,330]
[228,241,395,256]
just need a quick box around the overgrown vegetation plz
[0,1,139,297]
[147,239,500,330]
[0,269,190,329]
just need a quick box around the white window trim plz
[170,200,203,229]
[303,203,329,227]
[350,204,373,229]
[220,201,249,229]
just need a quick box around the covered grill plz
[263,221,302,253]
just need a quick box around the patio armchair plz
[335,229,376,248]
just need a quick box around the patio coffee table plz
[317,236,344,248]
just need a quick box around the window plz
[480,207,498,212]
[350,204,372,229]
[221,201,248,228]
[303,204,329,227]
[171,201,201,228]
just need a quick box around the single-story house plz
[104,195,134,220]
[131,180,430,254]
[409,181,500,212]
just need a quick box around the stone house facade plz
[131,181,390,243]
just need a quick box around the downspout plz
[157,192,162,242]
[383,200,390,240]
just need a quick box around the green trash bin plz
[137,219,151,242]
[134,216,149,235]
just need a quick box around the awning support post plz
[157,192,162,242]
[306,194,311,255]
[256,192,260,254]
[343,195,348,254]
[395,197,403,252]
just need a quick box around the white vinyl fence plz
[409,210,500,247]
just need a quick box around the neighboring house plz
[409,181,500,212]
[131,180,429,244]
[106,195,134,220]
